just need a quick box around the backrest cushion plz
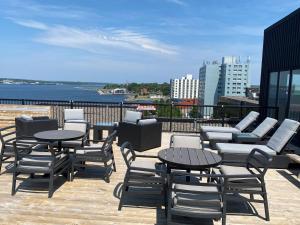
[64,109,84,121]
[20,115,33,121]
[252,117,278,138]
[235,111,259,131]
[171,135,202,149]
[64,122,87,133]
[137,119,157,125]
[124,110,142,124]
[267,119,300,153]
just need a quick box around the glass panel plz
[278,71,290,121]
[289,69,300,120]
[268,72,278,107]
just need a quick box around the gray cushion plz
[232,133,260,143]
[201,126,241,134]
[124,111,142,124]
[252,117,277,138]
[220,165,258,182]
[235,111,259,131]
[216,143,276,156]
[171,135,202,149]
[267,119,300,153]
[61,140,82,148]
[64,122,87,133]
[64,109,84,121]
[206,132,232,141]
[137,119,157,125]
[20,115,33,120]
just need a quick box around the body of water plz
[0,84,126,102]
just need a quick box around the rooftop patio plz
[0,132,299,225]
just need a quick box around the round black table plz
[158,147,222,174]
[34,130,85,150]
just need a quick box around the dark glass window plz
[289,69,300,120]
[278,71,290,120]
[267,72,278,107]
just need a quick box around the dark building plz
[260,8,300,145]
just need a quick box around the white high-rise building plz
[170,74,199,99]
[198,56,251,117]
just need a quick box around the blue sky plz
[0,0,299,84]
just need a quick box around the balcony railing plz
[0,98,278,132]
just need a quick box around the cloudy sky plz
[0,0,299,83]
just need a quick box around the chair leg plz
[112,156,117,172]
[222,194,227,225]
[11,171,17,196]
[48,172,54,198]
[0,150,4,173]
[262,185,270,221]
[71,161,75,181]
[118,171,129,211]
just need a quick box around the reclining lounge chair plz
[215,119,300,168]
[206,117,278,146]
[201,111,259,140]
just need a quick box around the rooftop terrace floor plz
[0,132,299,225]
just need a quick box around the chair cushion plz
[64,122,87,133]
[206,132,232,141]
[137,119,157,125]
[64,109,84,121]
[124,111,142,124]
[235,111,259,131]
[220,165,258,182]
[20,115,33,120]
[216,143,277,156]
[171,135,202,149]
[267,119,300,153]
[251,117,277,138]
[61,140,82,148]
[201,126,241,134]
[232,133,260,143]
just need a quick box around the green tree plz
[189,105,199,118]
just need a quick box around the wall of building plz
[170,74,199,99]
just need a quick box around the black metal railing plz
[0,98,279,133]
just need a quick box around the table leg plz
[58,141,62,151]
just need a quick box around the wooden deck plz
[0,132,299,225]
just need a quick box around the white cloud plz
[166,0,188,7]
[11,19,178,55]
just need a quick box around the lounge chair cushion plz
[61,140,83,148]
[206,132,232,142]
[124,111,142,124]
[267,119,300,153]
[251,117,277,138]
[137,119,157,125]
[201,126,241,134]
[171,135,202,149]
[235,111,259,131]
[216,143,277,156]
[64,109,84,121]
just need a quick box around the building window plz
[278,71,290,120]
[289,69,300,119]
[268,72,278,107]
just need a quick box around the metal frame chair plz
[71,130,117,183]
[12,140,71,198]
[118,141,166,210]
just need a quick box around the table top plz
[34,130,85,142]
[158,147,222,170]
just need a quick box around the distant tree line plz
[103,82,170,96]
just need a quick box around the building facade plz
[199,56,250,107]
[170,74,199,99]
[259,8,300,144]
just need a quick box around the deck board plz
[0,132,299,225]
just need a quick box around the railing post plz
[170,102,173,132]
[70,100,74,109]
[120,102,123,122]
[240,102,244,119]
[21,99,25,105]
[221,105,225,127]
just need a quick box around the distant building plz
[170,74,199,99]
[198,56,251,117]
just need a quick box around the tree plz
[189,105,199,118]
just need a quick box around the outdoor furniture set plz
[118,111,300,224]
